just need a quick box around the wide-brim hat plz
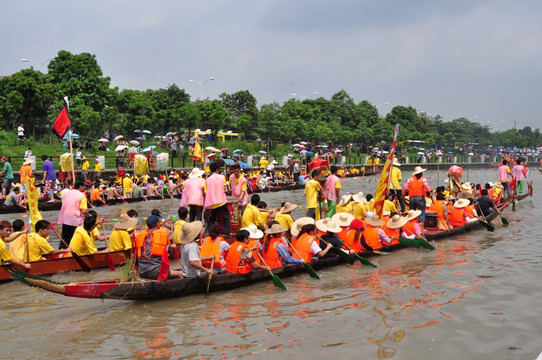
[189,167,205,178]
[180,221,203,244]
[316,218,341,233]
[454,199,470,209]
[331,212,355,227]
[82,156,87,161]
[461,183,472,191]
[114,213,138,230]
[338,194,352,206]
[271,160,278,164]
[23,158,32,165]
[387,214,408,229]
[456,191,473,200]
[365,215,385,227]
[392,157,401,167]
[405,209,422,221]
[412,166,427,175]
[280,202,298,214]
[241,224,264,239]
[352,192,366,204]
[291,217,315,237]
[494,182,503,189]
[265,223,287,235]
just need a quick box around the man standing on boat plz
[323,165,341,218]
[511,159,526,194]
[389,157,405,212]
[57,180,90,249]
[204,163,231,235]
[41,155,57,203]
[497,160,512,198]
[304,169,324,220]
[229,164,249,214]
[402,166,432,223]
[179,167,206,222]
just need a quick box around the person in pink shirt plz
[179,168,206,222]
[511,158,526,194]
[204,163,231,235]
[497,160,512,198]
[323,165,341,218]
[229,164,249,213]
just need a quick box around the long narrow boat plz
[11,187,532,299]
[0,249,131,283]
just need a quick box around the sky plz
[2,0,542,132]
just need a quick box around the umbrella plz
[334,149,342,153]
[98,138,109,142]
[448,165,463,178]
[221,148,229,151]
[115,145,128,151]
[165,132,174,137]
[233,149,242,153]
[142,130,152,134]
[135,136,145,141]
[300,150,307,154]
[114,135,124,141]
[259,150,267,154]
[382,150,389,154]
[238,161,251,169]
[213,148,222,153]
[62,133,79,140]
[142,145,156,152]
[417,151,424,155]
[295,144,305,148]
[134,129,141,133]
[448,151,454,154]
[305,151,314,155]
[300,141,308,145]
[206,153,216,158]
[223,159,235,165]
[205,146,216,151]
[129,140,140,145]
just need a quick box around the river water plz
[2,169,541,360]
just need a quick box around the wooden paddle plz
[283,237,320,279]
[372,250,391,255]
[316,235,355,265]
[205,259,214,299]
[256,252,287,290]
[102,223,115,271]
[49,225,91,273]
[401,227,436,250]
[335,237,377,268]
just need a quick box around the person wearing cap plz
[274,202,297,232]
[180,221,215,278]
[323,165,342,217]
[204,162,231,235]
[315,219,344,258]
[18,158,33,194]
[292,223,332,263]
[351,192,368,220]
[68,216,110,256]
[428,193,451,231]
[225,229,270,274]
[474,189,502,218]
[497,159,512,198]
[343,218,372,253]
[229,164,249,213]
[109,213,139,252]
[57,180,90,249]
[390,157,405,212]
[201,224,230,272]
[363,214,391,249]
[179,167,206,222]
[304,169,324,220]
[136,215,182,280]
[402,166,432,222]
[449,199,471,228]
[0,156,14,199]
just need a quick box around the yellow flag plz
[27,177,43,231]
[192,137,203,163]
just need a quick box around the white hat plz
[461,183,472,191]
[331,212,355,227]
[23,158,33,165]
[412,166,427,175]
[188,168,205,178]
[291,217,315,237]
[352,192,366,204]
[454,198,470,209]
[392,157,401,167]
[338,194,352,206]
[315,218,341,233]
[241,224,263,239]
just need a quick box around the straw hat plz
[241,224,263,239]
[23,158,32,165]
[352,192,366,204]
[315,218,341,233]
[386,214,408,229]
[291,217,315,237]
[332,212,355,227]
[405,209,422,221]
[392,157,401,167]
[82,156,87,161]
[114,213,138,230]
[454,199,470,209]
[494,182,503,189]
[180,221,203,244]
[365,215,385,227]
[461,183,472,191]
[338,194,352,206]
[271,160,278,165]
[412,166,427,175]
[188,167,205,179]
[265,223,287,235]
[280,202,298,214]
[456,191,473,200]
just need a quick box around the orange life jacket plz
[465,204,475,218]
[292,233,317,263]
[337,227,348,241]
[262,237,283,269]
[225,241,252,274]
[363,225,382,249]
[402,219,418,237]
[408,176,425,197]
[450,208,467,227]
[343,229,361,252]
[201,236,224,267]
[135,228,168,259]
[384,227,400,246]
[247,239,261,264]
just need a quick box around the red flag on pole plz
[53,107,71,137]
[373,124,399,218]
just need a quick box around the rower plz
[24,220,72,261]
[68,216,110,256]
[384,215,409,246]
[179,221,214,278]
[331,212,354,240]
[0,220,30,270]
[225,229,269,274]
[8,219,29,261]
[429,193,451,231]
[363,213,390,249]
[172,207,188,251]
[109,213,138,252]
[240,194,273,229]
[291,224,332,263]
[449,199,470,228]
[474,189,502,218]
[351,192,368,220]
[242,224,264,265]
[335,194,353,214]
[274,202,297,235]
[343,218,371,253]
[261,222,302,267]
[200,224,230,272]
[315,218,344,258]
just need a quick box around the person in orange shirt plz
[200,224,230,272]
[18,158,33,194]
[429,193,451,230]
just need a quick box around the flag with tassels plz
[373,124,399,218]
[27,177,43,231]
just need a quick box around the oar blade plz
[330,247,355,265]
[304,263,320,279]
[355,254,377,268]
[479,220,495,232]
[72,252,91,273]
[272,274,287,291]
[418,238,436,251]
[501,216,509,227]
[398,237,420,249]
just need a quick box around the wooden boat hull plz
[0,249,131,283]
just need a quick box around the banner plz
[53,107,71,137]
[156,153,169,172]
[27,177,43,231]
[373,124,399,218]
[134,154,149,175]
[192,137,203,163]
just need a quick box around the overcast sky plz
[2,1,541,132]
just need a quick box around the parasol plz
[115,145,128,151]
[129,140,140,145]
[98,138,109,142]
[114,135,124,141]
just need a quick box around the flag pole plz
[64,97,77,183]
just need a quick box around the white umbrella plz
[129,140,140,145]
[300,141,308,145]
[114,135,124,141]
[115,145,128,151]
[205,146,217,151]
[259,150,267,154]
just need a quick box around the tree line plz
[0,50,540,149]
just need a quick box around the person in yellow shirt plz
[384,193,398,213]
[8,219,28,261]
[335,194,353,214]
[240,194,274,229]
[80,156,90,181]
[93,157,103,181]
[173,207,188,249]
[304,170,323,220]
[109,213,138,252]
[68,216,109,256]
[389,158,405,212]
[365,194,375,213]
[351,192,368,220]
[24,220,72,262]
[122,175,133,198]
[259,156,269,170]
[0,220,30,269]
[274,202,297,232]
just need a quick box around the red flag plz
[53,107,71,137]
[373,124,399,218]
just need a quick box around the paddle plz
[335,237,377,268]
[102,223,115,271]
[283,237,320,279]
[205,259,214,299]
[397,237,421,249]
[372,250,391,255]
[401,227,436,251]
[49,225,91,273]
[500,215,509,227]
[256,251,287,290]
[316,235,355,265]
[476,204,495,232]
